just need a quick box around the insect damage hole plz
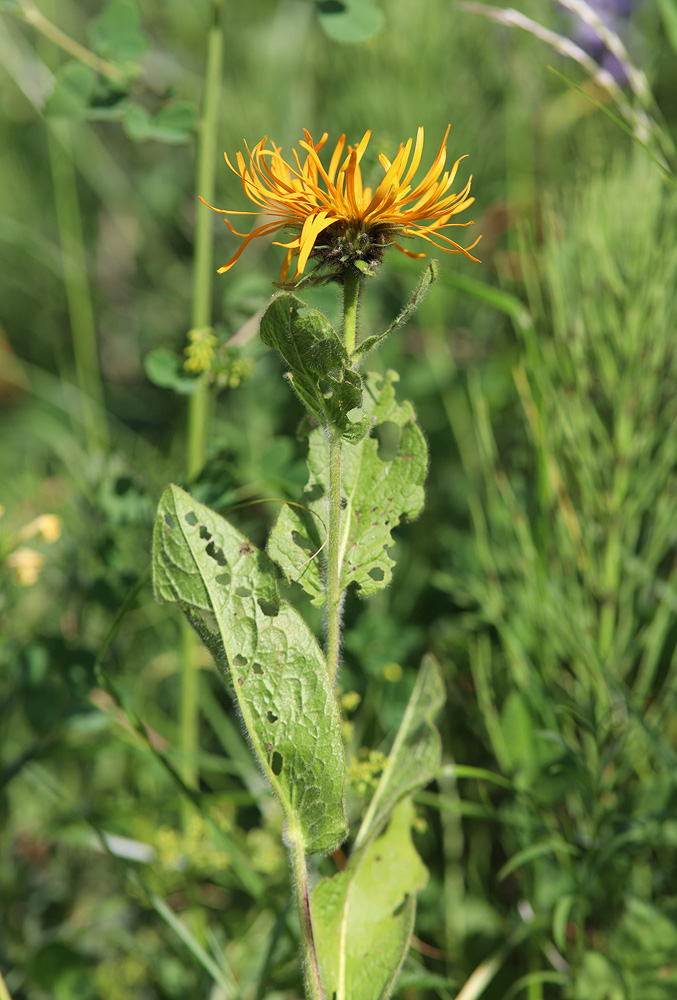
[205,541,227,566]
[271,751,283,776]
[233,654,248,667]
[184,511,198,526]
[266,710,278,724]
[163,512,175,530]
[371,421,401,463]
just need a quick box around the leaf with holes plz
[311,798,427,1000]
[354,655,444,851]
[268,370,427,606]
[259,293,369,441]
[152,485,347,855]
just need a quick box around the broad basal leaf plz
[311,798,427,1000]
[268,370,427,606]
[152,485,346,855]
[355,655,444,850]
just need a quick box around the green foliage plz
[153,485,347,855]
[89,0,150,64]
[353,260,439,362]
[311,799,427,1000]
[269,370,427,606]
[316,0,386,44]
[355,655,444,849]
[260,293,369,441]
[144,347,199,394]
[45,61,98,117]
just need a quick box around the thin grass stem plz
[47,119,109,453]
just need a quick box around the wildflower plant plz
[152,126,479,1000]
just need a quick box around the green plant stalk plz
[287,822,326,1000]
[180,0,223,799]
[342,270,360,356]
[324,272,360,684]
[325,424,343,685]
[18,0,127,85]
[47,119,109,453]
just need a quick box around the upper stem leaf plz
[268,370,428,606]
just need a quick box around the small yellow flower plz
[7,547,46,586]
[202,126,480,282]
[184,326,217,373]
[17,514,62,544]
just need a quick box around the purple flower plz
[561,0,640,84]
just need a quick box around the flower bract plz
[202,126,480,282]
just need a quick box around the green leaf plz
[317,0,385,44]
[353,260,439,361]
[260,293,365,437]
[144,347,199,394]
[147,101,198,144]
[152,485,347,855]
[89,0,150,64]
[311,798,427,1000]
[268,370,427,606]
[122,102,152,141]
[44,62,97,118]
[355,654,444,850]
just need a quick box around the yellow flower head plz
[202,126,480,283]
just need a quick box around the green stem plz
[324,273,361,684]
[287,823,326,1000]
[18,0,127,85]
[342,270,360,357]
[180,0,223,800]
[47,119,109,453]
[325,425,342,685]
[187,0,223,483]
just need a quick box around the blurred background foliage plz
[1,0,677,998]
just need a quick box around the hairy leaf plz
[152,485,346,855]
[259,293,367,438]
[311,798,427,1000]
[355,655,444,850]
[268,370,427,605]
[353,260,439,362]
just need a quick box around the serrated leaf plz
[311,798,427,1000]
[317,0,385,44]
[89,0,149,64]
[268,370,427,606]
[152,485,347,854]
[144,347,199,394]
[259,293,363,436]
[45,62,97,118]
[355,654,444,850]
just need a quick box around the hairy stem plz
[325,272,361,683]
[325,424,343,685]
[342,270,360,357]
[180,0,223,803]
[287,823,326,1000]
